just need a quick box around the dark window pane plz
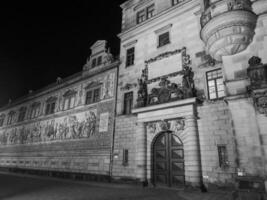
[97,56,102,66]
[124,92,133,114]
[172,0,184,6]
[86,91,93,104]
[147,4,155,19]
[92,58,97,68]
[126,47,135,67]
[93,88,100,102]
[158,32,170,47]
[137,9,146,24]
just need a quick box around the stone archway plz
[152,131,185,187]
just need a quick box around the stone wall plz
[197,101,236,186]
[112,115,137,180]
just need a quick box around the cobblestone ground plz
[0,173,234,200]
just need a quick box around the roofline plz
[0,60,120,112]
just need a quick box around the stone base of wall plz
[1,167,111,182]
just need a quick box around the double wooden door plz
[153,132,185,187]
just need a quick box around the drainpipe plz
[109,60,120,181]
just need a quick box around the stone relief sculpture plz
[247,56,267,116]
[136,47,197,107]
[0,110,97,145]
[147,119,185,136]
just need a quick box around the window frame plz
[122,149,129,166]
[30,102,41,119]
[7,111,15,125]
[218,145,228,168]
[45,98,57,115]
[172,0,184,6]
[0,115,5,127]
[146,4,155,19]
[97,56,102,66]
[18,107,27,122]
[136,4,155,24]
[206,68,225,100]
[123,91,133,115]
[126,47,135,67]
[158,32,170,48]
[85,87,101,105]
[92,58,97,68]
[63,92,76,111]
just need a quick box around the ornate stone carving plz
[136,47,196,107]
[251,90,267,116]
[200,0,257,61]
[147,119,185,136]
[247,56,267,90]
[247,56,267,116]
[147,66,196,105]
[120,83,138,91]
[137,68,148,107]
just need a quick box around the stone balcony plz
[200,0,257,61]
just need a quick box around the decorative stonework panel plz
[102,72,115,99]
[0,109,97,146]
[99,112,109,132]
[146,119,185,136]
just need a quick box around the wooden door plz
[153,132,184,187]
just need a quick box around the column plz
[135,122,147,184]
[184,115,202,186]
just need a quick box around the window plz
[0,115,5,127]
[30,102,40,119]
[147,4,155,19]
[137,4,155,24]
[122,149,129,166]
[85,88,101,104]
[126,47,135,67]
[92,58,97,68]
[158,32,170,47]
[172,0,184,6]
[207,69,225,100]
[18,107,27,122]
[97,56,102,66]
[45,97,57,115]
[137,9,146,24]
[124,92,133,115]
[218,145,228,167]
[7,111,15,125]
[63,91,76,110]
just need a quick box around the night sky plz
[0,0,125,107]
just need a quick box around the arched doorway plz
[153,131,185,187]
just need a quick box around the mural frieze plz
[0,110,98,146]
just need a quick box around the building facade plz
[0,41,119,180]
[113,0,267,189]
[0,0,267,190]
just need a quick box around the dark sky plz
[0,0,125,107]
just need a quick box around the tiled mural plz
[0,110,97,145]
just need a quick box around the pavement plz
[0,172,241,200]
